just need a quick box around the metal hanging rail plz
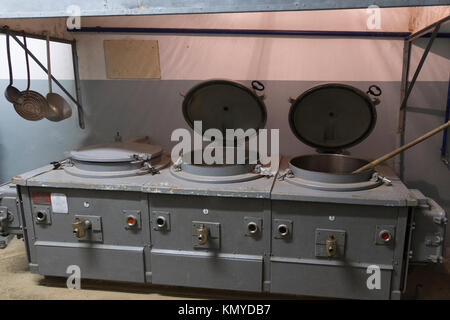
[68,27,450,38]
[0,26,85,129]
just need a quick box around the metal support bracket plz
[397,15,450,178]
[398,25,440,130]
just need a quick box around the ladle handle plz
[46,34,52,93]
[23,33,30,91]
[352,120,450,174]
[5,31,13,86]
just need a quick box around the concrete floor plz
[1,237,449,300]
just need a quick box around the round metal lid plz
[182,80,267,140]
[289,83,377,151]
[68,142,163,162]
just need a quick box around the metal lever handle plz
[196,224,209,245]
[326,235,337,257]
[72,218,92,238]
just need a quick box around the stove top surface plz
[13,155,416,205]
[13,156,278,199]
[272,157,417,207]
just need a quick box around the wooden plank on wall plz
[409,6,450,32]
[104,40,161,79]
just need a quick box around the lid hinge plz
[141,162,160,175]
[50,159,72,170]
[253,164,275,177]
[370,172,392,186]
[172,157,183,172]
[277,169,294,181]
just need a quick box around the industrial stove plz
[271,83,446,299]
[0,81,446,300]
[142,80,277,291]
[5,136,170,283]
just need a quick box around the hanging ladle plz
[13,33,49,121]
[4,30,24,104]
[45,34,72,121]
[352,120,450,174]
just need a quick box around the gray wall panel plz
[78,80,403,162]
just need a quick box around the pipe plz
[68,27,450,38]
[70,27,411,38]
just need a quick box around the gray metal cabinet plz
[149,194,270,292]
[24,187,150,283]
[269,200,409,299]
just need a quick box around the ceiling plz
[0,0,449,19]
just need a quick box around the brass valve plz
[196,224,209,245]
[72,217,92,238]
[326,235,337,257]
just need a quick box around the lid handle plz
[367,84,382,97]
[251,80,265,91]
[367,84,382,106]
[251,80,266,100]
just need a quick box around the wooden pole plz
[353,120,450,174]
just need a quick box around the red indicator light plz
[127,216,137,227]
[380,231,391,242]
